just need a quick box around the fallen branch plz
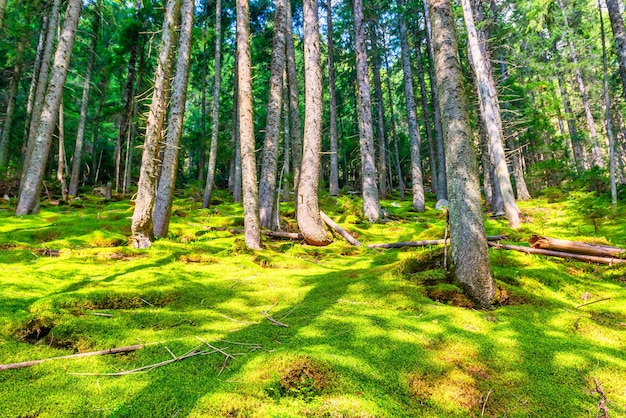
[91,312,113,318]
[261,304,289,327]
[0,344,143,371]
[529,235,626,258]
[576,297,611,308]
[368,235,507,249]
[320,211,362,247]
[593,376,610,418]
[35,248,61,257]
[488,242,626,265]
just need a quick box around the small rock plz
[435,199,448,210]
[3,194,9,202]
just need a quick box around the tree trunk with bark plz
[606,0,626,96]
[461,0,520,228]
[202,0,223,209]
[557,73,585,170]
[370,23,388,200]
[0,36,26,172]
[0,0,7,31]
[285,2,302,195]
[327,0,339,197]
[237,0,262,250]
[130,0,178,248]
[16,0,82,215]
[258,0,287,229]
[152,0,194,238]
[354,0,381,222]
[69,1,100,197]
[428,0,495,307]
[57,101,68,201]
[297,0,332,246]
[398,0,425,211]
[232,55,242,203]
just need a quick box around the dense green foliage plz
[1,191,625,416]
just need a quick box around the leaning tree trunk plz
[428,0,495,307]
[353,0,381,222]
[606,0,626,96]
[202,0,223,209]
[398,0,425,212]
[558,0,604,168]
[16,0,82,215]
[237,0,262,250]
[258,0,287,229]
[0,36,26,172]
[297,0,332,246]
[69,1,100,197]
[152,0,194,238]
[461,0,520,229]
[130,0,178,248]
[327,0,339,197]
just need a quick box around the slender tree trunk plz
[0,0,7,31]
[297,0,331,246]
[258,0,287,229]
[202,0,223,208]
[354,0,381,222]
[232,55,242,203]
[398,0,425,211]
[557,73,585,170]
[57,101,68,201]
[0,36,26,172]
[282,78,291,202]
[370,23,388,201]
[115,37,138,194]
[69,1,100,197]
[130,0,178,248]
[422,0,448,201]
[198,0,210,184]
[606,0,626,96]
[599,1,617,205]
[91,75,107,184]
[22,0,61,190]
[16,0,82,215]
[480,131,493,208]
[237,0,262,250]
[327,0,339,197]
[428,0,494,307]
[558,0,603,168]
[285,2,302,197]
[461,0,520,228]
[153,0,194,238]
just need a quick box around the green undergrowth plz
[1,190,625,417]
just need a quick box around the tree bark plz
[16,0,82,215]
[370,22,388,200]
[606,0,626,96]
[0,0,7,31]
[237,0,262,250]
[490,242,626,265]
[152,0,194,238]
[398,0,425,211]
[258,0,287,229]
[529,235,625,257]
[57,101,68,201]
[297,0,332,246]
[202,0,223,209]
[327,0,339,197]
[461,0,520,228]
[69,1,100,197]
[130,0,178,248]
[557,73,585,170]
[0,35,26,172]
[285,2,302,195]
[428,0,495,307]
[353,0,381,222]
[232,55,242,203]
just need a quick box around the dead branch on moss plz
[593,377,610,418]
[529,235,626,258]
[262,304,289,327]
[368,235,507,249]
[488,242,626,265]
[320,211,362,247]
[576,297,611,308]
[0,344,144,371]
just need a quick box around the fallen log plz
[529,235,626,258]
[230,229,303,240]
[0,344,143,371]
[488,242,626,265]
[367,235,507,249]
[320,211,362,247]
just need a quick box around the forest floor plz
[0,188,625,417]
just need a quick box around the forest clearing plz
[1,190,625,417]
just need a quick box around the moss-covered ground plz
[1,190,625,417]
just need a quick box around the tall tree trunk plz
[232,55,242,203]
[480,131,493,208]
[16,0,82,215]
[237,0,262,250]
[558,0,604,168]
[370,23,388,201]
[130,0,178,248]
[91,75,107,184]
[69,1,100,197]
[0,36,27,172]
[57,100,68,201]
[422,0,448,201]
[599,1,618,204]
[0,0,7,31]
[258,0,287,229]
[281,78,291,202]
[461,0,520,228]
[557,73,585,170]
[606,0,626,96]
[398,0,425,212]
[285,2,302,197]
[297,0,331,246]
[153,0,194,237]
[202,0,223,208]
[327,0,339,197]
[22,0,61,190]
[354,0,381,222]
[428,0,494,307]
[198,0,210,184]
